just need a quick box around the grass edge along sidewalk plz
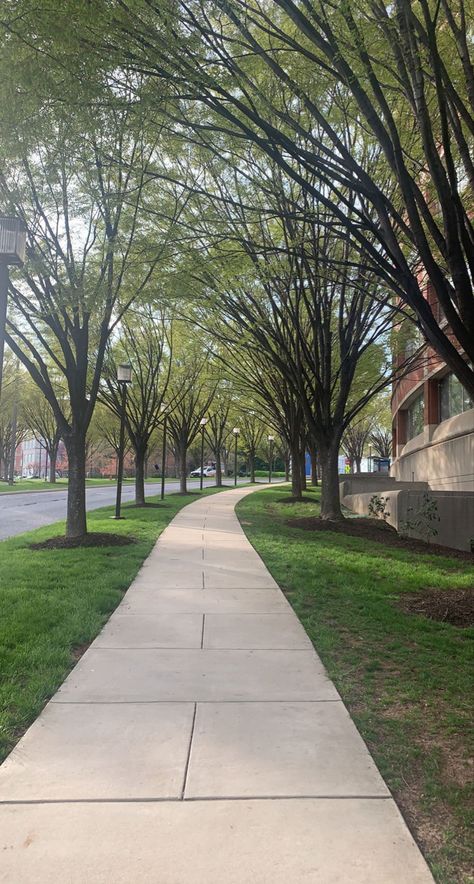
[236,485,474,884]
[0,488,224,764]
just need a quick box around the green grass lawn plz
[0,487,222,763]
[237,485,474,884]
[0,477,188,493]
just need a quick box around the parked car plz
[190,465,216,478]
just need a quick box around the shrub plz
[368,493,390,520]
[399,493,440,542]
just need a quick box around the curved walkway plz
[0,486,432,883]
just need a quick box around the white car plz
[190,465,216,478]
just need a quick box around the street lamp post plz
[114,363,132,520]
[0,218,27,403]
[160,407,167,502]
[233,427,240,487]
[199,417,208,491]
[268,435,275,484]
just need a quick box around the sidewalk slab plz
[53,648,340,703]
[0,799,433,884]
[0,703,194,801]
[95,613,203,648]
[203,613,312,649]
[119,586,290,614]
[185,701,389,798]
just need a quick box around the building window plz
[439,373,473,422]
[407,394,424,439]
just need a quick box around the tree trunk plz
[65,435,87,538]
[284,454,290,483]
[179,445,187,493]
[355,456,362,473]
[320,444,343,520]
[49,447,57,483]
[310,451,318,486]
[135,446,146,506]
[215,447,223,487]
[250,449,256,483]
[300,451,307,491]
[290,441,303,499]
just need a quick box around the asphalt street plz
[0,479,251,542]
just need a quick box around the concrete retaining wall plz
[340,476,474,553]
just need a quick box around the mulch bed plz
[397,587,474,628]
[287,515,474,561]
[30,532,136,550]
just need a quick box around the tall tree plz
[187,172,408,517]
[22,386,62,483]
[206,386,233,487]
[239,409,266,484]
[54,0,474,397]
[0,81,181,536]
[167,346,217,493]
[342,419,375,474]
[101,309,172,505]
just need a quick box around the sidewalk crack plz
[181,703,197,800]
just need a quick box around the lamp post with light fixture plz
[232,427,240,487]
[0,217,27,403]
[114,363,132,519]
[268,435,275,484]
[199,417,208,491]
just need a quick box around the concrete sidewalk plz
[0,486,433,883]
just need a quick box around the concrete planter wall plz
[340,475,474,553]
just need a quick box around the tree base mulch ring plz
[397,587,474,628]
[287,515,474,561]
[30,532,137,550]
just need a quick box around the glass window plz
[439,373,473,421]
[407,394,424,439]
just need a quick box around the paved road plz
[0,478,251,541]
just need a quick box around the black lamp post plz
[199,417,208,491]
[114,362,132,519]
[233,427,240,486]
[0,217,26,403]
[160,406,167,502]
[268,435,275,484]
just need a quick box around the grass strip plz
[0,477,196,494]
[0,488,222,763]
[237,485,474,884]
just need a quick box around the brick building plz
[391,282,473,491]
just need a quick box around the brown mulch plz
[397,586,474,628]
[287,515,474,561]
[30,532,136,550]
